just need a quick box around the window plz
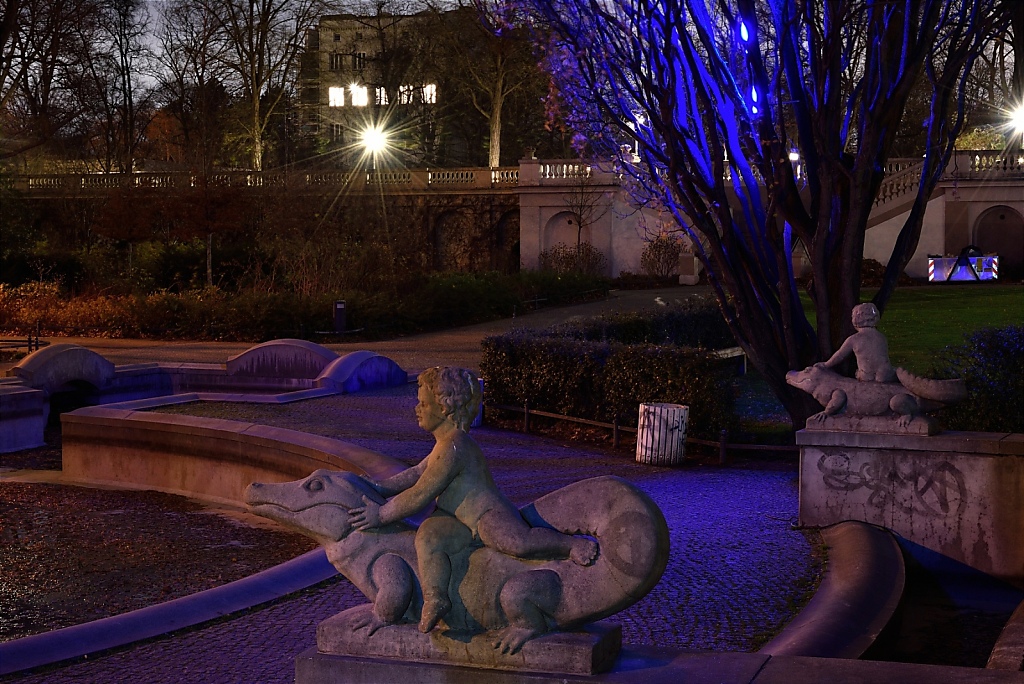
[349,84,368,107]
[328,86,345,107]
[330,123,344,143]
[352,52,366,70]
[423,83,437,104]
[329,53,343,70]
[375,86,388,106]
[333,33,340,42]
[398,84,414,105]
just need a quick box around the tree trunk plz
[488,90,503,168]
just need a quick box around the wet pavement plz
[4,384,820,683]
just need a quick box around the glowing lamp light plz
[739,20,749,42]
[751,106,758,115]
[360,125,388,155]
[788,150,800,162]
[751,86,758,103]
[1010,104,1024,135]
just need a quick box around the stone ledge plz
[318,605,620,675]
[796,428,1024,455]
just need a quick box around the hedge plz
[481,319,735,440]
[0,271,610,342]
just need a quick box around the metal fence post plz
[523,400,530,433]
[719,429,728,465]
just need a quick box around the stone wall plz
[797,429,1024,587]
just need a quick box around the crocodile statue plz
[245,469,668,660]
[786,364,966,434]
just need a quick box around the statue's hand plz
[810,411,828,424]
[350,496,383,530]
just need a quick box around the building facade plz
[298,12,446,168]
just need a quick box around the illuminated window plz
[328,86,345,107]
[398,84,414,104]
[349,84,368,107]
[423,84,437,104]
[375,87,388,106]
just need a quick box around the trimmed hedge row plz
[481,332,734,440]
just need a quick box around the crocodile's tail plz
[896,367,967,403]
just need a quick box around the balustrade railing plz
[7,154,1020,196]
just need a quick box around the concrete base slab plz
[297,646,1024,684]
[296,646,769,684]
[317,605,620,675]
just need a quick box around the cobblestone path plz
[7,385,818,683]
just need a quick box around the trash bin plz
[334,300,346,333]
[636,403,688,465]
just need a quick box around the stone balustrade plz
[7,151,1020,197]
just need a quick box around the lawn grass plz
[803,283,1023,374]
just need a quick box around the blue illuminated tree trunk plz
[507,0,1005,422]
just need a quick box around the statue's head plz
[417,366,482,432]
[851,303,880,328]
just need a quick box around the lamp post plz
[360,124,388,173]
[1010,104,1024,155]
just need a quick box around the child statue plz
[816,302,897,382]
[349,366,599,633]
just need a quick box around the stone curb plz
[989,600,1024,671]
[759,521,904,659]
[0,549,337,675]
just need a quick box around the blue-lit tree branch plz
[501,0,1005,420]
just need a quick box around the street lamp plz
[360,125,388,171]
[1009,104,1024,154]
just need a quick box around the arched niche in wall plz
[974,205,1024,280]
[542,210,591,253]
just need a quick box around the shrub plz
[481,333,612,419]
[481,321,735,439]
[601,344,731,434]
[640,234,684,278]
[538,242,609,277]
[931,325,1024,433]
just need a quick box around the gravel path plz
[4,385,819,683]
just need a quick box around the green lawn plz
[804,284,1023,374]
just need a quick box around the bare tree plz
[201,0,323,170]
[0,0,100,160]
[74,0,155,171]
[155,0,230,173]
[510,0,1006,422]
[433,2,540,167]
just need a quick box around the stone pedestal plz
[316,605,621,676]
[797,429,1024,587]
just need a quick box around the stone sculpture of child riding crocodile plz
[246,366,669,672]
[786,303,966,435]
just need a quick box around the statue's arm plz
[369,459,428,497]
[376,449,459,526]
[819,337,854,369]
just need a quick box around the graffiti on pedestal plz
[817,452,966,518]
